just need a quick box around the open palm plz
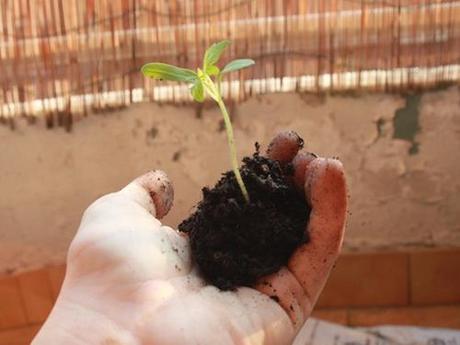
[33,132,347,345]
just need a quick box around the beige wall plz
[1,87,459,273]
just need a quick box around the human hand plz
[33,131,347,345]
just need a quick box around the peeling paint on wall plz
[393,94,421,155]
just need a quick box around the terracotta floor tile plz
[0,276,28,330]
[317,252,409,307]
[311,309,348,325]
[17,269,54,324]
[349,305,460,329]
[46,265,66,300]
[410,249,460,305]
[0,324,41,345]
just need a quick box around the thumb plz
[68,170,184,283]
[70,170,175,262]
[120,170,174,219]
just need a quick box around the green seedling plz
[141,40,254,202]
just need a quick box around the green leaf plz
[191,79,205,102]
[141,63,196,82]
[221,59,255,74]
[206,65,220,76]
[203,40,231,69]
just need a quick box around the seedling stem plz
[141,40,254,202]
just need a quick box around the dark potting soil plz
[178,145,311,290]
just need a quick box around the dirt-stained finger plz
[266,130,304,163]
[288,158,347,305]
[292,151,318,191]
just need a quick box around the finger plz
[120,169,174,219]
[266,130,304,163]
[288,158,347,305]
[292,151,318,191]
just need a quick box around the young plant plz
[141,40,254,202]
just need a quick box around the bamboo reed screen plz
[0,0,459,128]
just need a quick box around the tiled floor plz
[1,248,459,344]
[410,249,460,305]
[317,252,410,307]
